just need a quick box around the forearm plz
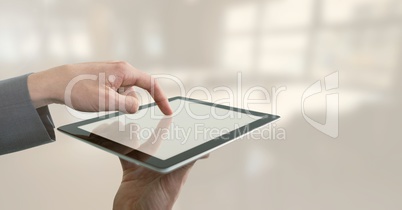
[0,74,55,155]
[1,60,174,155]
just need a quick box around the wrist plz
[27,72,58,108]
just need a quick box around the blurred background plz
[0,0,401,209]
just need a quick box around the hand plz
[27,61,172,114]
[99,117,206,210]
[113,158,197,210]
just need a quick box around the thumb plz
[115,93,139,114]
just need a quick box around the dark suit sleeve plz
[0,74,55,155]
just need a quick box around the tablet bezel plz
[58,96,280,173]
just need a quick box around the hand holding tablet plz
[24,61,279,209]
[32,62,280,173]
[114,157,198,209]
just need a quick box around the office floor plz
[0,0,401,209]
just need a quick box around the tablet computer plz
[58,96,280,173]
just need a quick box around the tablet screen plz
[78,99,261,160]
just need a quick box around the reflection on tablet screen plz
[79,100,261,160]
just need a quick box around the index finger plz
[121,65,173,115]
